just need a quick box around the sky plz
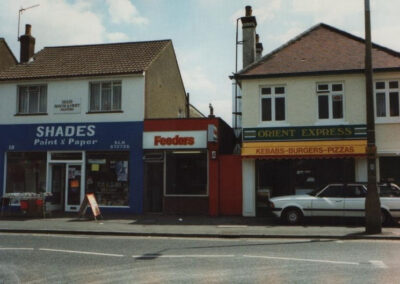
[1,0,400,125]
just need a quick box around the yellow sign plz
[242,140,367,157]
[91,164,100,171]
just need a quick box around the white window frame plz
[316,82,345,123]
[259,85,286,124]
[17,85,47,114]
[374,79,400,123]
[89,81,122,112]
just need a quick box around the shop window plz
[6,152,47,193]
[379,157,400,185]
[256,159,355,198]
[165,152,207,195]
[86,151,129,206]
[89,81,121,112]
[17,85,47,114]
[294,160,316,195]
[375,80,400,119]
[260,86,286,122]
[317,82,343,120]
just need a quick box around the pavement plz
[1,213,400,240]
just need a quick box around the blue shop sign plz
[0,122,143,151]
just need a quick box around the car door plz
[379,184,400,216]
[344,184,366,217]
[311,185,345,217]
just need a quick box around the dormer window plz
[89,81,122,112]
[17,85,47,114]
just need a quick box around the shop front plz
[241,125,367,216]
[0,122,143,214]
[143,118,238,216]
[143,130,209,214]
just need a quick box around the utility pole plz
[364,0,381,234]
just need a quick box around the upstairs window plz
[17,85,47,114]
[375,80,399,118]
[89,81,122,112]
[260,86,285,122]
[317,83,343,120]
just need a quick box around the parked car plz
[269,183,400,225]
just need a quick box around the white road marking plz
[217,225,248,228]
[0,247,34,251]
[33,234,90,239]
[243,255,359,265]
[369,260,388,269]
[132,254,235,259]
[39,248,124,257]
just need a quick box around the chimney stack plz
[20,24,35,63]
[256,34,263,61]
[241,6,257,68]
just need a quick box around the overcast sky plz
[1,0,400,125]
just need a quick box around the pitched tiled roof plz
[237,23,400,78]
[0,38,18,71]
[0,40,171,81]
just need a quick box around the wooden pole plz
[364,0,382,234]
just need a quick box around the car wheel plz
[282,208,303,225]
[381,210,392,226]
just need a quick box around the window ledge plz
[257,121,290,127]
[15,113,48,116]
[86,110,123,114]
[314,120,348,126]
[375,118,400,124]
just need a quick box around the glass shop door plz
[65,164,83,212]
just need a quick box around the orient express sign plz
[243,125,367,142]
[242,125,367,158]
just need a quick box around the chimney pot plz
[245,6,252,17]
[25,24,32,35]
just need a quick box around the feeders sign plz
[143,131,207,149]
[154,135,195,146]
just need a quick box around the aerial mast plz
[17,4,40,41]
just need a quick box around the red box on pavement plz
[20,200,28,210]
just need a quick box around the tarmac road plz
[0,233,399,283]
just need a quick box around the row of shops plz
[0,118,242,216]
[2,121,399,216]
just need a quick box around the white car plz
[269,183,400,225]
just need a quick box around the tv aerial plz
[17,4,40,41]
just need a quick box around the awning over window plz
[242,140,367,159]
